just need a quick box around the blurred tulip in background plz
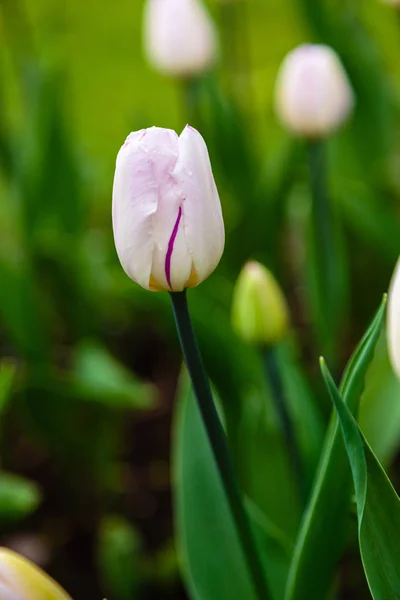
[143,0,218,76]
[274,44,354,138]
[387,258,400,378]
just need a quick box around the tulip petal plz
[144,0,217,76]
[112,125,224,292]
[150,179,192,292]
[173,126,224,286]
[275,45,354,137]
[112,127,179,290]
[388,258,400,378]
[0,582,23,600]
[0,548,71,599]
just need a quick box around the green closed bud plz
[232,261,289,345]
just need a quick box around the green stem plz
[181,77,201,127]
[307,139,337,362]
[262,347,306,507]
[170,290,271,600]
[307,141,332,266]
[219,2,240,92]
[237,0,254,112]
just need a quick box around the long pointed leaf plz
[285,296,386,600]
[173,373,291,600]
[321,359,400,599]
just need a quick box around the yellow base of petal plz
[0,547,71,599]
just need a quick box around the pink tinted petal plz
[112,141,159,289]
[144,0,217,76]
[123,129,146,147]
[0,549,71,600]
[149,177,191,291]
[112,127,180,289]
[168,216,192,291]
[275,45,353,137]
[172,125,224,284]
[153,212,192,291]
[0,582,23,600]
[388,258,400,378]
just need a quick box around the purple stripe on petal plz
[165,206,182,289]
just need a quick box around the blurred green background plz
[1,0,400,598]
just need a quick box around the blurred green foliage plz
[0,0,400,598]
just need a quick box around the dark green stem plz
[237,0,254,111]
[307,140,333,270]
[307,139,337,362]
[170,290,271,600]
[262,347,306,507]
[219,2,240,91]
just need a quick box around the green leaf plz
[0,472,41,524]
[359,333,400,466]
[321,358,400,600]
[0,258,50,362]
[18,384,121,500]
[16,68,85,240]
[71,341,156,409]
[0,361,16,415]
[305,151,349,363]
[275,343,324,489]
[23,342,156,411]
[0,79,13,180]
[97,515,142,600]
[173,374,291,600]
[238,387,301,541]
[238,341,323,540]
[337,182,400,264]
[285,296,386,600]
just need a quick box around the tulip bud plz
[387,258,400,378]
[274,44,354,138]
[143,0,218,77]
[232,261,289,345]
[0,547,71,599]
[112,126,225,292]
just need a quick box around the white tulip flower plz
[388,258,400,378]
[112,126,225,292]
[275,44,354,138]
[143,0,218,76]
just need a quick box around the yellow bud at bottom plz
[0,548,71,600]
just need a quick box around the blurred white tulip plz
[274,44,354,138]
[143,0,218,76]
[388,258,400,378]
